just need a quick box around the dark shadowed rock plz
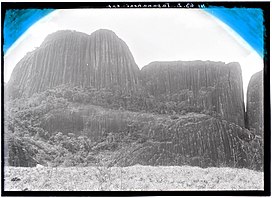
[6,135,38,167]
[141,61,245,127]
[246,71,263,136]
[7,29,140,98]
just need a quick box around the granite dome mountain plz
[7,29,141,98]
[5,29,263,170]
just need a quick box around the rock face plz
[7,29,140,98]
[6,29,260,170]
[141,61,245,127]
[39,104,257,168]
[246,71,263,136]
[115,114,251,168]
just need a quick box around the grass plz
[4,165,263,191]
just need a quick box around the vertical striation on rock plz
[246,71,264,136]
[141,61,245,127]
[5,29,260,170]
[85,30,140,91]
[38,104,254,168]
[7,29,140,98]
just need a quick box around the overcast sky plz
[4,9,263,100]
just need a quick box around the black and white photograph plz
[1,1,270,195]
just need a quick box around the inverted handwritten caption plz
[107,3,206,8]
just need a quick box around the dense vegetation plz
[4,85,263,171]
[6,84,223,116]
[5,85,148,167]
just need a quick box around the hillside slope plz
[5,90,262,170]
